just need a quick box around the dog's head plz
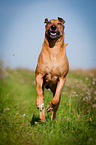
[44,17,65,39]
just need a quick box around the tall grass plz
[0,67,96,145]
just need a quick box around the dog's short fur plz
[35,17,69,121]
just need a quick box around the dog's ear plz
[58,17,65,24]
[44,18,48,23]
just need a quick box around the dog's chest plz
[45,54,64,74]
[45,69,58,84]
[44,63,60,84]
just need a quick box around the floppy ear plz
[58,17,65,24]
[44,18,48,23]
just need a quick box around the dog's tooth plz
[51,32,56,35]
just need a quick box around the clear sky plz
[0,0,96,70]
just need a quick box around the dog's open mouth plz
[47,30,60,39]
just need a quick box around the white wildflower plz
[4,108,10,112]
[92,82,95,85]
[94,91,96,95]
[85,77,88,81]
[93,78,96,82]
[23,114,26,117]
[83,98,85,101]
[94,97,96,100]
[92,104,96,108]
[88,137,93,141]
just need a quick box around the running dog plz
[35,17,69,122]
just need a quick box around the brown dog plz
[35,17,69,122]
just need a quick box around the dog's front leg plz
[36,74,45,121]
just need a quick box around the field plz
[0,67,96,145]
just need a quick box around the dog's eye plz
[57,23,62,26]
[48,22,51,25]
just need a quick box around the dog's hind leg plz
[47,77,66,120]
[51,97,60,120]
[36,74,45,122]
[50,85,61,120]
[46,84,56,112]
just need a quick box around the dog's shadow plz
[30,113,51,126]
[30,114,41,125]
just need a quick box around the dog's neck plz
[44,33,65,48]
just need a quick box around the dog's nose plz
[51,25,57,30]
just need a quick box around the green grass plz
[0,67,96,145]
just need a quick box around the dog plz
[35,17,69,122]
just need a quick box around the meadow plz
[0,67,96,145]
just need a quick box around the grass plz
[0,67,96,145]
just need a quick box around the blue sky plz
[0,0,96,70]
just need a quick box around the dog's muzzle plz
[47,25,60,39]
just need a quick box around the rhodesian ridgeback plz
[35,17,69,122]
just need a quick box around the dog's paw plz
[37,103,44,111]
[46,105,53,112]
